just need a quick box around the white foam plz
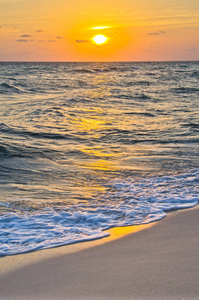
[0,169,198,256]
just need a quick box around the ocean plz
[0,61,198,256]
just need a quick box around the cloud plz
[16,39,29,42]
[19,34,33,38]
[76,39,89,43]
[57,36,64,39]
[91,26,110,30]
[148,31,165,36]
[37,40,55,43]
[185,47,197,52]
[36,29,44,33]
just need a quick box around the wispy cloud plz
[37,39,56,43]
[57,36,64,39]
[185,47,197,52]
[91,26,110,30]
[36,29,44,33]
[16,39,29,42]
[130,12,199,25]
[148,31,165,36]
[19,34,33,38]
[76,39,89,43]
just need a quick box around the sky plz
[0,0,199,61]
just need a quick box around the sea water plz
[0,61,198,256]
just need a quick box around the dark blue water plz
[0,62,198,256]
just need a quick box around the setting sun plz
[93,35,108,45]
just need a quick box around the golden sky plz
[0,0,199,61]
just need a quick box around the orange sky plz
[0,0,199,61]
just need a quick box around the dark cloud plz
[57,36,64,39]
[36,29,44,33]
[148,31,165,36]
[19,34,33,38]
[76,39,89,43]
[16,39,29,42]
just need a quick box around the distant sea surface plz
[0,61,198,256]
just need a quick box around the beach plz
[0,206,199,299]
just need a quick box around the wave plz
[0,81,62,96]
[66,97,92,104]
[0,145,10,158]
[171,87,199,94]
[74,69,95,74]
[136,93,151,100]
[93,126,198,144]
[93,67,118,72]
[0,123,73,141]
[124,112,155,117]
[0,142,43,159]
[0,82,24,94]
[0,169,198,256]
[112,92,151,100]
[73,66,119,74]
[190,71,199,79]
[182,122,199,130]
[122,80,152,87]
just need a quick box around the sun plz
[92,35,108,45]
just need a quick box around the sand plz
[0,207,199,299]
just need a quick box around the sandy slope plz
[0,207,199,299]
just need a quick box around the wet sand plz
[0,207,199,299]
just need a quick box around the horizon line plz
[0,60,199,63]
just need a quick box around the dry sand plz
[0,207,199,299]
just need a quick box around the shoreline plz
[1,205,199,299]
[0,206,197,276]
[0,219,156,276]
